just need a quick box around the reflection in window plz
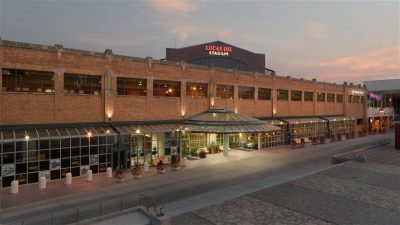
[216,85,234,99]
[317,92,325,102]
[2,69,54,93]
[304,92,313,101]
[186,82,207,98]
[291,90,302,101]
[153,80,180,97]
[64,73,101,95]
[258,88,271,100]
[327,93,335,102]
[188,57,248,71]
[239,86,254,99]
[117,77,147,96]
[277,89,288,101]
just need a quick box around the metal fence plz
[6,193,164,225]
[331,137,392,164]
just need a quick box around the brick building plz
[0,39,367,188]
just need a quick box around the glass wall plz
[64,73,102,95]
[153,80,181,97]
[2,69,55,93]
[1,127,116,188]
[328,118,355,137]
[288,119,327,140]
[186,82,208,98]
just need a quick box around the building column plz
[223,133,229,156]
[257,133,262,150]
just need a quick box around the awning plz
[262,119,287,125]
[183,109,281,133]
[115,124,180,135]
[323,116,354,122]
[284,118,326,124]
[0,126,117,142]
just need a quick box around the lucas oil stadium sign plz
[205,45,232,56]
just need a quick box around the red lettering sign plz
[205,45,232,52]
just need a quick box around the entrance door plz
[113,151,126,170]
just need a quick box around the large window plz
[336,94,343,103]
[304,92,313,101]
[216,85,234,99]
[117,77,146,96]
[327,93,335,102]
[153,80,180,97]
[353,96,360,103]
[64,74,101,95]
[2,69,54,93]
[186,82,208,98]
[277,89,288,101]
[239,86,254,99]
[291,90,302,101]
[258,88,271,100]
[317,92,325,102]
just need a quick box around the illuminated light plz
[192,86,197,91]
[181,109,185,118]
[136,129,140,134]
[25,135,30,140]
[138,81,142,86]
[163,83,167,88]
[212,113,217,117]
[239,133,242,137]
[271,121,274,124]
[87,131,92,137]
[211,97,215,107]
[280,122,283,124]
[199,86,202,90]
[168,88,173,93]
[106,129,111,134]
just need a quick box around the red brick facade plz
[0,40,367,132]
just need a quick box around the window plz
[239,86,254,99]
[357,119,363,125]
[327,93,335,102]
[361,96,365,103]
[2,69,54,93]
[317,92,325,102]
[353,96,360,103]
[348,95,352,103]
[117,77,146,96]
[258,88,271,100]
[277,89,288,101]
[291,90,302,101]
[216,85,234,99]
[153,80,180,97]
[186,82,208,98]
[304,92,313,102]
[64,74,101,95]
[336,94,343,103]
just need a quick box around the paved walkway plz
[1,131,395,224]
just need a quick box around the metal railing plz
[6,193,164,225]
[331,137,392,164]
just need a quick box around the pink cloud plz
[170,22,198,41]
[304,21,329,39]
[150,0,205,15]
[77,35,160,47]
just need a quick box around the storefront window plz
[64,74,101,95]
[153,80,180,97]
[117,77,146,96]
[216,85,234,99]
[277,89,288,101]
[304,92,313,101]
[291,90,302,101]
[186,82,208,98]
[258,88,271,100]
[239,86,254,99]
[2,69,54,93]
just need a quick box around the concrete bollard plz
[106,167,113,178]
[182,157,187,166]
[144,162,149,172]
[86,170,93,182]
[11,180,18,194]
[39,176,46,189]
[66,172,72,185]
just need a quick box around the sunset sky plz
[1,0,398,84]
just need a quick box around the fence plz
[6,193,164,225]
[331,137,392,164]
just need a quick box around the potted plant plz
[131,164,142,179]
[115,169,125,183]
[199,150,207,158]
[156,160,166,174]
[170,155,181,171]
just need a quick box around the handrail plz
[6,193,164,225]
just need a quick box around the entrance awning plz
[183,109,281,133]
[115,124,180,135]
[323,116,354,122]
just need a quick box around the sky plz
[0,0,399,84]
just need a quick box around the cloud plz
[150,0,205,15]
[77,35,161,47]
[170,22,198,41]
[304,21,329,39]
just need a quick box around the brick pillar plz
[104,69,115,122]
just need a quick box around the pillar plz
[223,133,229,156]
[86,170,93,182]
[257,133,262,150]
[106,167,113,178]
[66,172,72,184]
[39,176,46,189]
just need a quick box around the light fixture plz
[25,135,30,140]
[192,86,197,91]
[87,131,92,137]
[163,83,167,88]
[106,129,111,134]
[136,129,140,134]
[138,81,142,86]
[168,88,173,93]
[199,86,202,90]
